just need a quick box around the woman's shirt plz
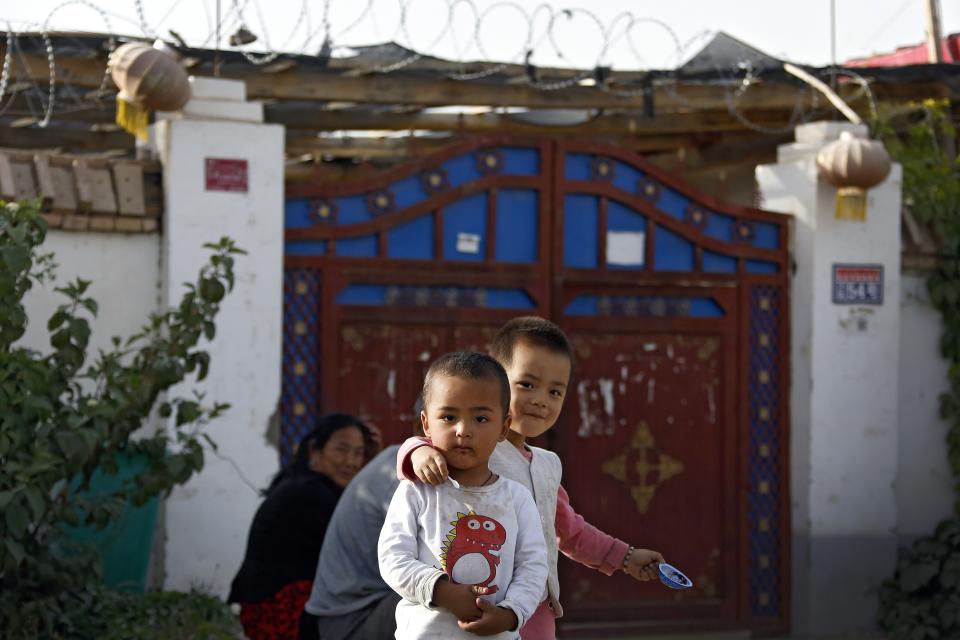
[228,471,342,603]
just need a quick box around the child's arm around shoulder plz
[377,480,445,607]
[396,436,448,484]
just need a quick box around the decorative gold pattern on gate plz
[601,421,685,514]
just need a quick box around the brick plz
[89,216,116,232]
[41,213,64,229]
[62,215,90,231]
[115,217,143,233]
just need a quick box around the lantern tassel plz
[116,94,149,142]
[835,187,867,221]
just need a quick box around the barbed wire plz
[0,0,876,138]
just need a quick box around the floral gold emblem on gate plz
[601,421,684,514]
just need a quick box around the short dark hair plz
[489,316,575,370]
[421,352,510,417]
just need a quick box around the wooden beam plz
[0,125,134,151]
[270,108,798,136]
[5,48,952,113]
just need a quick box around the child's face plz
[421,375,511,478]
[502,341,571,440]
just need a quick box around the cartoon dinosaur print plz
[440,511,506,594]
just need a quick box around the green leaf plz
[901,561,942,593]
[199,278,225,303]
[5,498,28,537]
[23,485,46,522]
[4,538,25,566]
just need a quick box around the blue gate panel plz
[443,193,487,262]
[564,153,593,181]
[564,194,599,268]
[495,189,538,264]
[441,153,482,188]
[746,260,779,274]
[335,284,535,309]
[286,240,327,257]
[387,214,434,260]
[752,222,780,250]
[285,199,313,228]
[704,211,736,243]
[564,295,724,317]
[703,250,737,273]
[392,175,428,209]
[337,195,375,226]
[656,186,692,223]
[336,235,378,257]
[654,226,695,272]
[611,162,643,194]
[501,147,540,175]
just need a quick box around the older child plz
[379,352,548,639]
[398,317,664,639]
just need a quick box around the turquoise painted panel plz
[336,235,378,257]
[654,226,695,272]
[443,193,487,262]
[703,250,737,273]
[495,189,538,263]
[286,240,327,256]
[564,194,599,268]
[387,215,434,259]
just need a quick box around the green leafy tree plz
[876,102,960,640]
[0,199,244,638]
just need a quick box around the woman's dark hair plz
[266,412,372,494]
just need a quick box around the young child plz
[378,352,548,639]
[398,317,664,639]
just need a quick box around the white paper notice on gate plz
[456,232,482,254]
[606,231,645,266]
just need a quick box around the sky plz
[5,0,960,70]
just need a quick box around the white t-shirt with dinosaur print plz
[378,476,548,639]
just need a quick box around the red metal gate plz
[283,137,790,634]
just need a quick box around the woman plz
[228,413,375,640]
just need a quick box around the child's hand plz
[457,598,518,636]
[624,548,665,582]
[433,579,486,621]
[411,445,448,485]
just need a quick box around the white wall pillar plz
[148,77,284,596]
[757,122,902,637]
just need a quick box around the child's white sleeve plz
[378,480,445,608]
[497,484,549,629]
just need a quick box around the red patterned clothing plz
[238,580,312,640]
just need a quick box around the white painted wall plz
[898,272,953,537]
[757,121,902,637]
[150,79,284,596]
[18,230,160,365]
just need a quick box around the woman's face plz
[308,425,366,488]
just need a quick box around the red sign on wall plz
[205,158,248,193]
